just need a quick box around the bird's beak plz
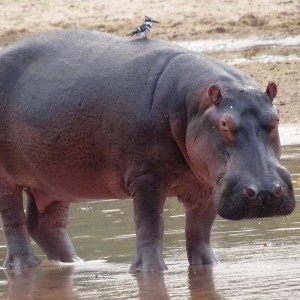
[152,20,160,23]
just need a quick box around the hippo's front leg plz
[180,191,217,265]
[129,174,167,272]
[26,193,82,263]
[0,186,40,269]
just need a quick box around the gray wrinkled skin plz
[0,30,295,271]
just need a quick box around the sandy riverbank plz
[0,0,299,123]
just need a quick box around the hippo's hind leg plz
[129,174,167,272]
[179,189,217,265]
[0,184,40,269]
[26,192,82,263]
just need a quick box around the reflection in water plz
[2,263,75,299]
[133,266,221,300]
[188,265,220,300]
[0,144,298,299]
[134,272,170,299]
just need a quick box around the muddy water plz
[0,37,299,299]
[179,35,300,66]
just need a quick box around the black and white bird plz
[127,16,160,39]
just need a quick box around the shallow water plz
[178,35,300,53]
[0,130,299,299]
[178,34,300,65]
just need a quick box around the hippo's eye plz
[218,114,236,143]
[220,119,228,130]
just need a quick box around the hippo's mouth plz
[216,170,226,185]
[215,149,229,186]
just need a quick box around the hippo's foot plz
[178,189,219,266]
[129,174,168,273]
[0,186,40,270]
[129,251,167,273]
[187,243,217,265]
[3,254,41,269]
[26,194,81,263]
[47,252,83,263]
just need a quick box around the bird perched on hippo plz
[127,16,160,38]
[0,30,295,272]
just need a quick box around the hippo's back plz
[0,30,256,200]
[0,30,194,199]
[0,29,255,118]
[0,30,194,126]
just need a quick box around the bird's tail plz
[127,31,137,36]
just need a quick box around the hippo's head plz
[185,82,295,220]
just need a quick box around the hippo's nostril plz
[273,184,283,197]
[244,185,257,199]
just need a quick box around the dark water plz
[0,141,299,299]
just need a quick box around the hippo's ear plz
[266,82,277,102]
[207,84,223,106]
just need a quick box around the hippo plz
[0,30,295,272]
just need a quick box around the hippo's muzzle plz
[214,166,295,220]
